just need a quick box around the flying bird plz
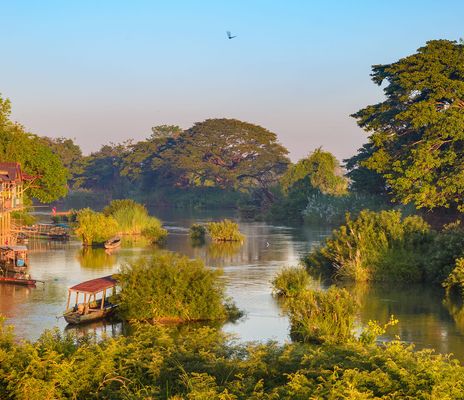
[227,31,237,39]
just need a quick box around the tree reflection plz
[207,242,242,259]
[76,247,117,269]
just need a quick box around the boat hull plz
[64,305,118,325]
[0,276,36,286]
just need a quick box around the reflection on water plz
[1,208,464,360]
[76,248,117,269]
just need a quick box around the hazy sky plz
[2,1,463,161]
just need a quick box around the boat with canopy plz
[63,275,119,325]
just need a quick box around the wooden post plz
[101,289,106,310]
[75,291,79,306]
[66,290,71,311]
[83,293,88,314]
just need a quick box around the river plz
[1,209,464,359]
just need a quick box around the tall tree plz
[353,40,464,210]
[0,95,68,202]
[41,136,85,188]
[155,119,290,192]
[281,148,348,196]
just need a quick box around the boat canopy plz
[69,275,117,294]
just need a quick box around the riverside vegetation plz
[75,199,167,246]
[1,269,464,399]
[304,210,464,288]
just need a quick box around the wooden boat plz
[104,236,121,250]
[0,245,29,273]
[63,275,119,325]
[23,223,70,240]
[0,272,37,286]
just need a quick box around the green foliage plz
[281,148,348,196]
[75,208,119,246]
[353,40,464,211]
[304,210,431,282]
[118,252,236,322]
[425,221,464,283]
[11,210,36,226]
[443,258,464,297]
[1,316,464,399]
[207,219,245,242]
[359,315,399,345]
[103,199,167,242]
[190,224,206,240]
[0,95,68,203]
[288,286,357,344]
[272,267,311,297]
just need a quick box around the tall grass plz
[103,199,167,243]
[75,208,119,246]
[304,210,431,282]
[118,252,239,322]
[272,266,311,297]
[288,286,357,344]
[207,219,245,242]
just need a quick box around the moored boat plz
[0,245,29,273]
[104,236,121,249]
[0,272,37,286]
[63,275,119,325]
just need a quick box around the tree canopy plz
[0,96,68,202]
[281,148,348,196]
[352,40,464,211]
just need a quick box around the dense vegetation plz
[2,290,464,399]
[352,39,464,211]
[103,199,167,242]
[75,208,119,246]
[272,266,311,297]
[118,252,238,322]
[207,219,245,242]
[0,95,68,202]
[304,210,464,286]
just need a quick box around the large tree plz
[353,40,464,210]
[0,96,68,202]
[155,119,290,192]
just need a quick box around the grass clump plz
[75,208,119,246]
[207,219,245,242]
[304,210,431,282]
[272,266,311,297]
[118,251,239,322]
[103,199,167,243]
[288,286,357,344]
[189,224,206,240]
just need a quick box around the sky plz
[1,0,464,161]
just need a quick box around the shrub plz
[207,219,244,242]
[11,210,36,226]
[443,258,464,297]
[303,210,431,282]
[75,208,119,246]
[118,252,239,322]
[272,266,311,297]
[288,286,357,344]
[190,224,206,240]
[2,317,464,399]
[103,199,167,242]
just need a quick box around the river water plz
[1,209,464,359]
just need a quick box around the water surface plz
[1,209,463,360]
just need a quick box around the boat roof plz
[0,245,28,252]
[69,275,117,293]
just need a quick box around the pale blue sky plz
[1,1,463,161]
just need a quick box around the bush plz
[443,258,464,297]
[303,210,431,282]
[272,266,311,297]
[1,317,464,399]
[288,286,357,344]
[207,219,244,242]
[118,252,238,322]
[103,199,167,242]
[75,208,119,246]
[189,224,206,240]
[11,210,36,226]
